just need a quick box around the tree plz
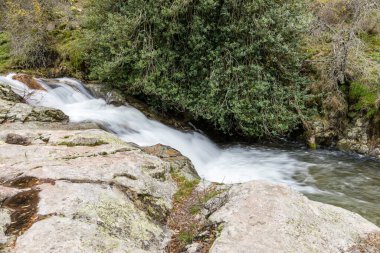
[87,0,311,138]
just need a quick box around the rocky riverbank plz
[310,116,380,160]
[0,80,379,253]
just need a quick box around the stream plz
[1,74,379,225]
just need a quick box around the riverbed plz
[1,74,379,225]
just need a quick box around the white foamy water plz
[0,74,314,190]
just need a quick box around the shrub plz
[0,32,11,72]
[350,81,380,117]
[84,0,311,138]
[307,0,380,120]
[3,0,57,68]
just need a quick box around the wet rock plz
[3,189,40,236]
[12,74,46,91]
[312,115,380,159]
[0,102,68,124]
[0,84,22,103]
[27,106,69,122]
[143,144,200,181]
[5,133,31,146]
[84,83,127,106]
[311,118,339,147]
[369,148,380,157]
[84,83,192,131]
[209,181,380,253]
[0,83,68,123]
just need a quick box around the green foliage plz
[55,29,87,75]
[305,0,380,122]
[360,33,380,62]
[171,171,200,202]
[349,82,379,117]
[3,0,58,68]
[84,0,311,138]
[0,32,11,72]
[189,186,226,215]
[178,231,195,245]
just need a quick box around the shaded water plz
[1,74,379,225]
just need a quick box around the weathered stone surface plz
[0,84,22,102]
[5,133,31,146]
[26,182,166,253]
[0,186,23,202]
[0,209,11,246]
[311,116,380,159]
[347,232,380,253]
[12,74,46,91]
[0,127,176,251]
[0,84,69,123]
[336,117,380,159]
[27,106,69,122]
[143,144,200,180]
[209,181,380,253]
[85,83,127,106]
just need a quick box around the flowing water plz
[1,74,379,225]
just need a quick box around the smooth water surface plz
[1,74,379,225]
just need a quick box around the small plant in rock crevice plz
[166,171,228,253]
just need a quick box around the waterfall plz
[0,74,313,189]
[3,73,380,225]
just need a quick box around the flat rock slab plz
[209,181,380,253]
[15,182,165,253]
[0,127,176,252]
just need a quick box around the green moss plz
[189,205,201,215]
[189,186,226,215]
[178,231,195,245]
[78,195,163,247]
[58,139,107,147]
[136,194,169,224]
[203,188,225,203]
[53,29,87,76]
[171,170,200,202]
[360,33,380,62]
[349,81,379,118]
[308,141,317,150]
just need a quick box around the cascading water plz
[1,73,379,225]
[0,74,312,187]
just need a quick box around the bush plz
[85,0,311,138]
[306,0,380,120]
[0,32,11,72]
[3,0,57,68]
[350,81,380,117]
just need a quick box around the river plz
[1,74,379,225]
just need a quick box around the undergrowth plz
[0,32,11,72]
